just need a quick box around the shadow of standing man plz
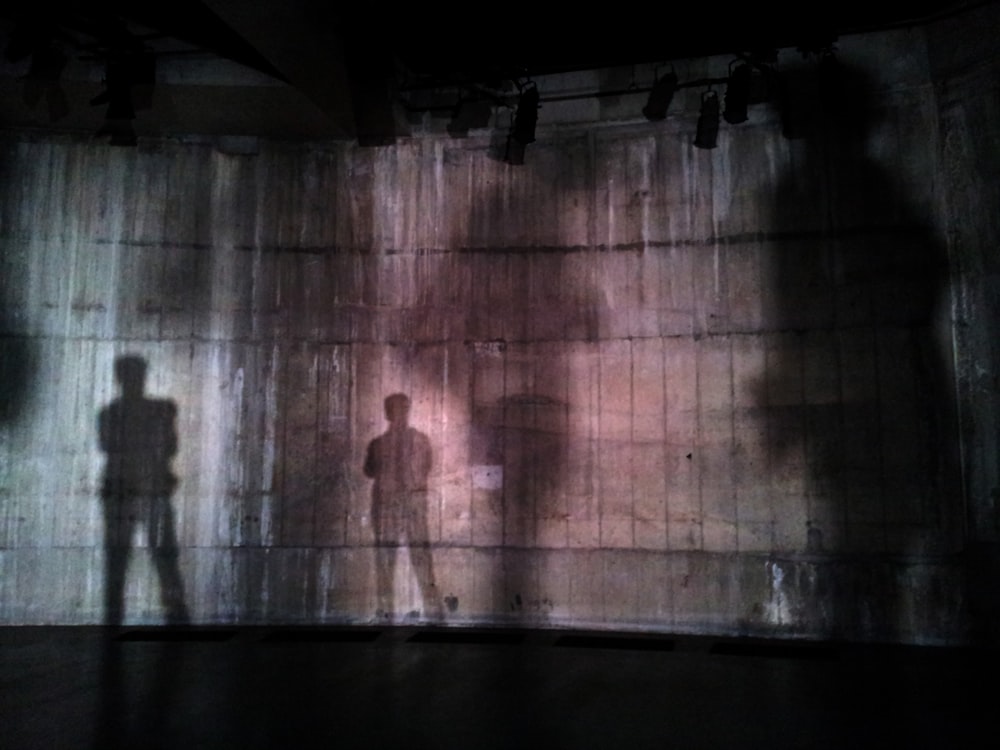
[364,393,442,622]
[98,355,189,626]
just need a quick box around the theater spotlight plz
[694,90,720,149]
[512,83,539,145]
[723,61,751,124]
[643,69,677,121]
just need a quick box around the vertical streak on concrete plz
[835,323,849,548]
[871,326,888,553]
[728,334,738,551]
[694,333,705,552]
[262,342,280,547]
[629,336,636,547]
[662,326,671,549]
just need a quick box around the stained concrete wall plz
[928,0,1000,641]
[0,19,995,642]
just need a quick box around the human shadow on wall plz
[471,393,568,538]
[762,59,960,638]
[452,247,603,625]
[98,355,189,626]
[364,393,442,622]
[470,390,568,621]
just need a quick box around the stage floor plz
[3,626,996,749]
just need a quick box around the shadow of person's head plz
[384,393,411,426]
[114,355,147,399]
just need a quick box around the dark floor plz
[3,625,997,749]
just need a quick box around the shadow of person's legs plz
[102,499,131,627]
[375,544,397,620]
[150,497,190,625]
[407,497,442,620]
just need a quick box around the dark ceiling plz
[0,1,987,141]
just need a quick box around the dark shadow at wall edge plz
[0,139,37,425]
[762,60,963,642]
[0,311,35,424]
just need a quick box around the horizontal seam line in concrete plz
[1,224,932,255]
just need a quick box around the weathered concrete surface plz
[0,19,995,643]
[928,0,1000,642]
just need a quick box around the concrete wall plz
[0,20,994,643]
[929,0,1000,641]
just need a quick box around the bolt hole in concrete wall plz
[2,19,997,644]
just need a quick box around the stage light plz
[723,62,751,124]
[694,90,719,149]
[643,69,677,121]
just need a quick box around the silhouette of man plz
[98,356,189,626]
[364,393,440,620]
